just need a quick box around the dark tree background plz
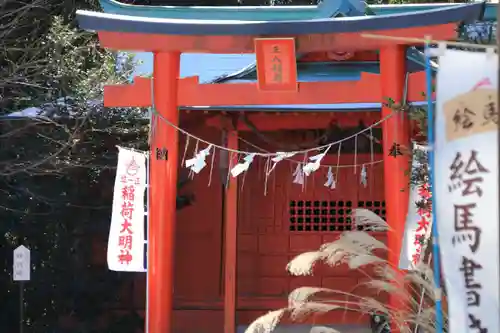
[0,0,188,331]
[0,0,494,332]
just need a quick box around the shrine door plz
[236,152,387,325]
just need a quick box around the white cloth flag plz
[399,144,432,270]
[108,147,146,272]
[435,49,499,333]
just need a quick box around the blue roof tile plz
[132,52,255,83]
[130,52,434,110]
[184,101,430,112]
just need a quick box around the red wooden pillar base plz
[379,45,411,331]
[148,51,181,333]
[224,131,238,333]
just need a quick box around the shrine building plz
[76,1,496,333]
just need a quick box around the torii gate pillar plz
[148,51,181,333]
[380,45,411,331]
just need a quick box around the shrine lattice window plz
[289,200,386,232]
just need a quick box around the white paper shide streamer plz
[360,164,367,187]
[269,152,297,174]
[399,143,432,271]
[324,166,336,189]
[231,153,256,177]
[108,147,146,272]
[292,163,304,185]
[435,49,499,333]
[303,145,332,176]
[185,144,212,174]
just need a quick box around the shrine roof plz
[98,0,497,22]
[133,53,255,84]
[77,2,484,36]
[99,0,342,20]
[129,53,433,111]
[82,1,486,111]
[219,52,435,84]
[132,51,436,86]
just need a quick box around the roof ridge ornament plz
[317,0,366,17]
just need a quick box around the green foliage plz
[1,17,128,111]
[0,5,190,333]
[0,0,104,111]
[1,17,136,332]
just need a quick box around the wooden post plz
[379,45,411,331]
[224,131,238,333]
[148,51,180,333]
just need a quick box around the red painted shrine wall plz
[129,122,388,333]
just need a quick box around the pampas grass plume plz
[246,210,445,333]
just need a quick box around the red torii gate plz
[76,3,483,333]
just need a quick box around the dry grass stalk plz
[245,210,446,333]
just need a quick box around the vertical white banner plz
[435,49,499,333]
[399,144,432,270]
[108,147,146,272]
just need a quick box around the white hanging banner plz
[108,147,146,272]
[435,49,499,333]
[399,144,432,270]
